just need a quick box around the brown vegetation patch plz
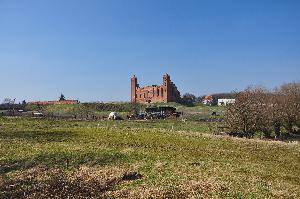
[105,178,224,199]
[0,165,142,199]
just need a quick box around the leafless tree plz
[225,87,267,137]
[225,82,300,138]
[276,82,300,133]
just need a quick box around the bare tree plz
[225,82,300,138]
[181,93,196,106]
[3,98,13,104]
[225,87,270,137]
[276,82,300,133]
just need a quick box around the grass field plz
[22,102,226,119]
[0,116,299,198]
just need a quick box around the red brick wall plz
[131,74,181,104]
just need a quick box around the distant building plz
[131,74,181,104]
[218,99,235,106]
[202,95,213,105]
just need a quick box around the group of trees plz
[181,93,197,106]
[225,82,300,138]
[0,98,26,111]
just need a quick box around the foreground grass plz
[0,117,299,198]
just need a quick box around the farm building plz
[202,95,213,105]
[218,99,235,106]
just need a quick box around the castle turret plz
[131,75,137,103]
[163,73,171,102]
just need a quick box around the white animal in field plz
[108,112,119,120]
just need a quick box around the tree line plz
[0,98,26,110]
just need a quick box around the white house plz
[218,99,235,106]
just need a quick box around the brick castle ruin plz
[131,74,181,104]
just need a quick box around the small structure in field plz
[32,112,44,117]
[129,106,181,120]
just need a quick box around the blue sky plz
[0,0,299,102]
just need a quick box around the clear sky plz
[0,0,299,102]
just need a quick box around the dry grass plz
[0,117,300,198]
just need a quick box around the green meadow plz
[0,115,299,198]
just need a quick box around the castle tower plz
[163,73,171,102]
[131,75,137,103]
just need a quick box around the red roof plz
[203,95,213,101]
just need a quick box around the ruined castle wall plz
[131,74,181,104]
[135,85,165,103]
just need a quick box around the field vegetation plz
[0,116,299,198]
[1,83,299,198]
